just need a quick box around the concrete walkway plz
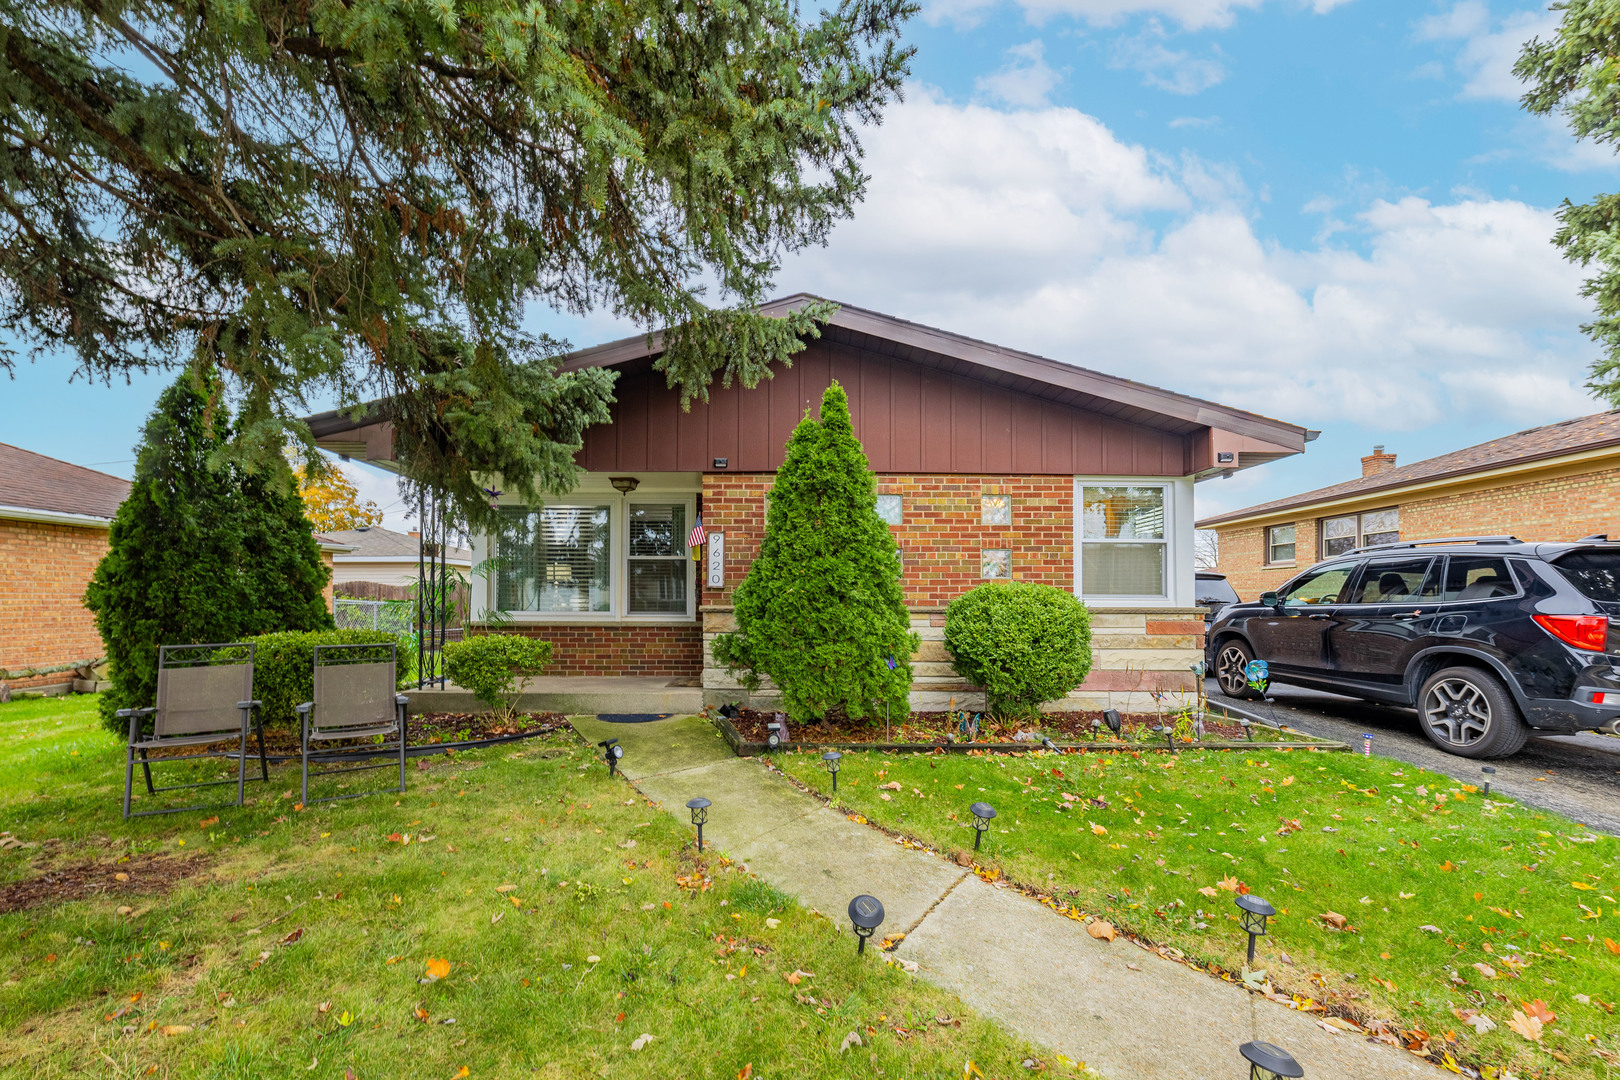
[572,715,1434,1080]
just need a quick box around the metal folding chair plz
[119,643,266,819]
[296,642,409,804]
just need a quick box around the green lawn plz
[0,695,1047,1079]
[775,744,1620,1078]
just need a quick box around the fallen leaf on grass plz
[491,912,503,925]
[631,1033,655,1051]
[160,1024,192,1036]
[198,816,219,829]
[784,970,814,985]
[1217,876,1240,892]
[1086,920,1117,942]
[454,1069,469,1079]
[1472,963,1498,980]
[280,927,304,946]
[337,1010,353,1027]
[1197,886,1219,898]
[414,1006,429,1022]
[1572,882,1596,890]
[765,918,780,929]
[495,884,516,893]
[1605,938,1620,955]
[1508,1010,1543,1042]
[425,957,451,982]
[738,1065,752,1080]
[1090,822,1108,836]
[1439,861,1456,872]
[840,1031,863,1053]
[1318,912,1347,930]
[1522,999,1556,1024]
[1418,925,1441,933]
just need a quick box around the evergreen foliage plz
[1518,3,1620,402]
[85,376,334,731]
[712,383,916,721]
[0,0,915,527]
[944,582,1093,720]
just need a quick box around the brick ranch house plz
[1199,410,1620,600]
[307,297,1309,712]
[0,443,131,694]
[0,441,353,696]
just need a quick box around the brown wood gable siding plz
[577,339,1192,476]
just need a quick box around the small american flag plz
[688,516,707,549]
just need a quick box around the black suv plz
[1207,536,1620,758]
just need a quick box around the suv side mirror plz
[1259,591,1281,609]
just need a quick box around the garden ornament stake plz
[822,751,843,793]
[1235,893,1277,966]
[686,797,711,852]
[1239,1040,1303,1080]
[848,894,885,954]
[599,738,624,777]
[1482,765,1495,797]
[1244,659,1269,696]
[969,802,997,851]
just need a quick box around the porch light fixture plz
[969,802,996,851]
[1239,1040,1303,1079]
[1103,709,1123,736]
[848,894,885,954]
[822,751,842,793]
[686,797,711,851]
[1235,893,1276,965]
[609,476,640,494]
[1482,765,1495,797]
[599,737,624,777]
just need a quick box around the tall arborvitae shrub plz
[712,383,917,722]
[86,375,333,731]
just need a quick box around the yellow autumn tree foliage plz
[296,466,383,532]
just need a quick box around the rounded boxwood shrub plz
[248,629,407,729]
[442,634,553,721]
[944,582,1093,719]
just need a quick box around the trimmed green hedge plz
[247,630,409,729]
[442,635,552,721]
[944,582,1093,720]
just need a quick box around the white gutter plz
[0,504,114,529]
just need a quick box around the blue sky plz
[1,0,1610,529]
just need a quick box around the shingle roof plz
[1197,410,1620,527]
[324,525,471,563]
[0,443,131,520]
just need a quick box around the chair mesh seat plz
[309,723,399,741]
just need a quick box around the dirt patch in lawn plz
[0,853,212,914]
[725,707,1253,744]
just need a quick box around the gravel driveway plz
[1206,678,1620,835]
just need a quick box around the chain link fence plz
[334,597,417,634]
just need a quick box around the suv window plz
[1347,556,1438,604]
[1196,576,1239,606]
[1279,563,1357,607]
[1550,549,1620,602]
[1441,555,1515,601]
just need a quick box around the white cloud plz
[1416,1,1558,102]
[1110,20,1227,94]
[922,0,1348,30]
[976,40,1064,107]
[779,89,1597,435]
[1168,114,1221,128]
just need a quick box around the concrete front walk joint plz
[572,715,1433,1080]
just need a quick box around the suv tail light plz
[1533,614,1611,652]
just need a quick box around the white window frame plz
[1072,477,1192,607]
[1266,523,1297,566]
[474,485,698,624]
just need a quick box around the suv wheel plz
[1417,666,1529,759]
[1214,639,1262,700]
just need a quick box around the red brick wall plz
[701,473,1074,607]
[0,518,110,689]
[1211,462,1620,599]
[490,624,702,677]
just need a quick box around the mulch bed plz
[143,712,571,759]
[0,853,212,915]
[726,706,1251,745]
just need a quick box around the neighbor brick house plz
[0,443,130,693]
[1199,411,1620,600]
[307,297,1309,711]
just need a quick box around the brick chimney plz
[1361,444,1397,478]
[408,530,420,538]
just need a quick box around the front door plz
[1329,555,1441,689]
[1247,561,1360,676]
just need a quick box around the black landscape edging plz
[220,724,572,766]
[708,712,1346,757]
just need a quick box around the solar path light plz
[1235,893,1276,966]
[822,751,843,793]
[1090,718,1102,741]
[686,797,711,852]
[1239,1041,1303,1080]
[848,894,885,954]
[1239,717,1254,742]
[1482,765,1495,797]
[599,738,624,777]
[767,714,789,749]
[1040,735,1058,752]
[969,802,996,851]
[1153,722,1176,752]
